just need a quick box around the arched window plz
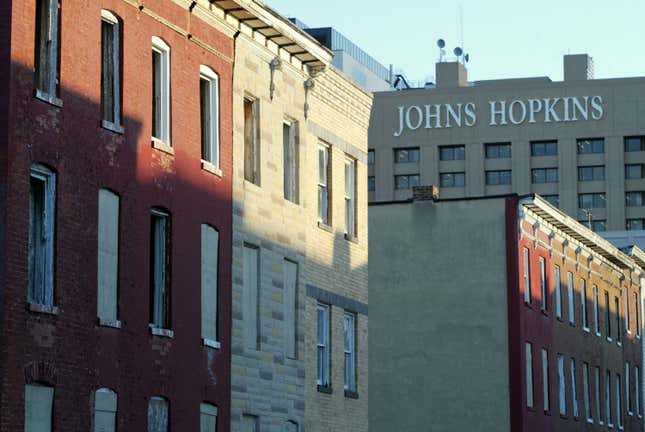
[199,66,220,168]
[151,37,171,145]
[100,10,123,131]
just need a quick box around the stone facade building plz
[370,191,645,432]
[222,1,371,430]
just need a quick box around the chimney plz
[435,62,468,88]
[564,54,594,81]
[412,185,440,201]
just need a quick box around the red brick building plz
[0,0,233,430]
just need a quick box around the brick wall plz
[1,1,233,430]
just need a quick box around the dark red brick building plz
[0,0,233,430]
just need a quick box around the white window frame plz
[101,10,122,132]
[94,388,118,432]
[583,362,592,423]
[343,311,356,393]
[344,157,356,238]
[97,189,120,327]
[558,354,566,415]
[526,342,534,408]
[29,164,57,307]
[317,303,330,387]
[317,144,330,225]
[523,248,531,304]
[581,279,589,331]
[593,285,600,336]
[150,209,171,332]
[200,65,220,169]
[151,36,171,145]
[283,120,299,203]
[35,0,62,105]
[568,272,575,324]
[201,224,220,348]
[539,257,546,311]
[625,289,631,335]
[200,402,218,432]
[572,358,579,418]
[606,291,613,341]
[554,265,562,319]
[635,292,641,338]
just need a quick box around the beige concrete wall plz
[369,198,511,432]
[369,75,645,232]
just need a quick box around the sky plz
[265,0,645,84]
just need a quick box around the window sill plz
[27,302,60,315]
[98,318,122,329]
[617,341,622,347]
[582,327,590,333]
[35,89,63,107]
[595,331,601,337]
[317,221,333,233]
[628,411,634,417]
[149,325,174,338]
[202,338,221,349]
[317,384,333,394]
[201,160,222,177]
[151,138,174,155]
[587,418,594,424]
[344,233,358,244]
[344,390,359,399]
[608,423,614,429]
[607,337,613,343]
[618,426,624,431]
[102,120,124,134]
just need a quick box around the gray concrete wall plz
[368,198,511,432]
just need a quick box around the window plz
[568,272,575,324]
[97,189,119,324]
[543,195,559,208]
[579,193,606,209]
[200,402,218,432]
[367,149,375,165]
[596,366,603,424]
[101,11,121,130]
[34,0,61,101]
[244,97,260,184]
[242,414,258,432]
[617,374,623,428]
[572,358,579,418]
[485,142,511,158]
[583,363,592,422]
[635,293,641,337]
[368,176,375,192]
[150,210,171,330]
[344,312,356,393]
[606,291,612,340]
[152,37,171,145]
[543,349,550,412]
[283,121,299,203]
[627,219,645,230]
[531,140,558,156]
[625,164,645,179]
[485,170,512,186]
[578,166,605,181]
[201,225,219,344]
[94,388,117,432]
[243,244,260,350]
[526,342,534,408]
[523,248,531,304]
[148,396,169,432]
[394,147,420,163]
[577,138,604,154]
[439,172,465,188]
[531,168,558,184]
[317,303,330,388]
[283,260,298,359]
[29,164,56,306]
[626,362,631,415]
[555,266,562,319]
[607,370,613,427]
[24,383,54,432]
[593,286,600,335]
[200,66,220,167]
[625,136,645,152]
[317,144,330,224]
[626,191,645,207]
[616,296,621,343]
[581,279,589,330]
[558,354,566,415]
[625,290,631,334]
[344,158,356,237]
[539,257,547,311]
[579,219,607,232]
[394,174,419,190]
[636,365,641,416]
[439,145,465,161]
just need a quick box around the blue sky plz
[266,0,645,83]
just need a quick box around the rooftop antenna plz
[437,38,446,62]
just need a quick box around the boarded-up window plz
[317,303,330,386]
[101,11,121,127]
[34,0,60,98]
[201,225,219,342]
[344,157,356,237]
[24,383,54,432]
[317,144,330,225]
[241,414,258,432]
[150,209,171,329]
[283,259,298,359]
[200,66,220,167]
[152,37,170,144]
[97,189,119,323]
[94,388,117,432]
[29,164,56,306]
[283,121,299,203]
[243,244,259,350]
[244,97,260,184]
[200,403,217,432]
[147,397,168,432]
